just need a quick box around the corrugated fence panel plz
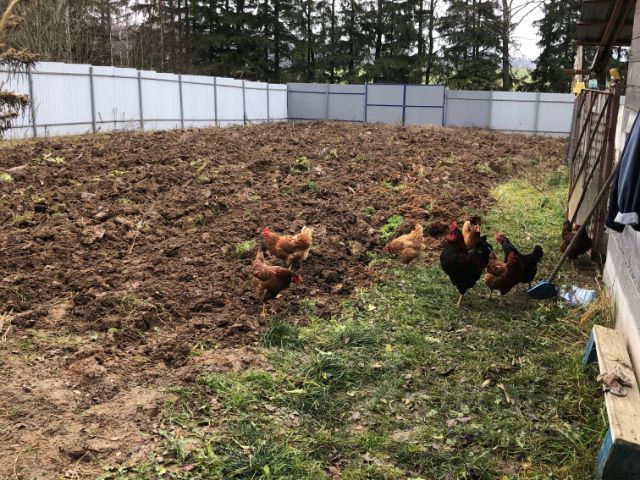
[367,106,403,124]
[405,85,445,107]
[404,85,445,126]
[245,81,268,122]
[216,77,244,126]
[93,66,140,132]
[0,68,33,139]
[268,85,288,120]
[140,71,181,131]
[33,62,93,137]
[490,91,537,133]
[328,84,365,122]
[288,83,327,120]
[367,84,404,105]
[405,107,443,126]
[366,85,404,123]
[445,90,491,128]
[181,74,215,128]
[537,92,574,134]
[2,62,288,138]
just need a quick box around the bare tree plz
[498,0,543,90]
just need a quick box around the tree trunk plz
[330,0,336,83]
[274,0,280,82]
[306,2,313,82]
[348,0,355,77]
[417,0,425,83]
[375,0,383,62]
[501,0,511,90]
[425,0,435,83]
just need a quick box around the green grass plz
[101,165,606,480]
[380,215,404,245]
[291,156,312,173]
[235,239,258,258]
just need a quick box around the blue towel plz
[606,113,640,232]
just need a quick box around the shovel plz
[527,162,620,300]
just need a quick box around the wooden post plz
[572,45,584,92]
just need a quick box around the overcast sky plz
[513,3,544,62]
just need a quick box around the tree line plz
[1,0,622,92]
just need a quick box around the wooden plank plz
[592,325,640,478]
[593,325,640,445]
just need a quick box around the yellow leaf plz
[385,344,393,352]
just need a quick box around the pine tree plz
[438,0,501,89]
[531,0,580,92]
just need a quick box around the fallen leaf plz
[497,383,513,404]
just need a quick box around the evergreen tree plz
[531,0,580,92]
[339,0,368,82]
[438,0,502,89]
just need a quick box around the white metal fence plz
[288,83,581,136]
[2,63,619,139]
[1,62,288,139]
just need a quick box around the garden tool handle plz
[547,162,620,283]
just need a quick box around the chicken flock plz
[251,215,592,314]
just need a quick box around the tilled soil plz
[0,122,566,478]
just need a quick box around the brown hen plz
[384,224,424,264]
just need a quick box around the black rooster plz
[440,221,493,306]
[495,233,543,288]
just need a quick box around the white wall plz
[0,61,288,139]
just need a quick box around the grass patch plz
[291,156,312,173]
[47,156,66,165]
[0,172,13,182]
[380,215,404,245]
[235,239,257,258]
[302,180,317,191]
[105,167,605,479]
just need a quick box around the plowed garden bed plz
[0,122,566,478]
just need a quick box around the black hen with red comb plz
[440,221,493,306]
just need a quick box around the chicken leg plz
[456,294,464,307]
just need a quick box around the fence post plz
[325,83,330,120]
[442,87,447,127]
[27,65,37,138]
[533,91,541,135]
[402,84,407,125]
[266,83,270,122]
[89,66,97,134]
[137,71,144,130]
[488,90,494,130]
[242,79,247,126]
[178,74,185,129]
[213,77,218,127]
[364,82,368,123]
